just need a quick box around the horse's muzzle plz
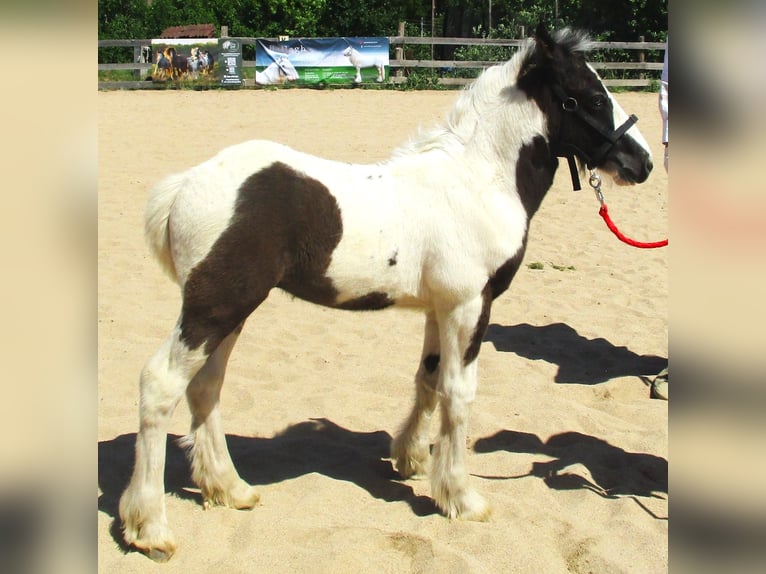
[635,156,654,182]
[611,153,653,185]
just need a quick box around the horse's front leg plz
[431,291,492,521]
[391,312,440,478]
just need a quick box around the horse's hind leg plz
[119,325,209,561]
[391,312,440,478]
[182,324,260,510]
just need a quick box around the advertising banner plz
[150,38,243,87]
[255,37,389,86]
[150,38,219,85]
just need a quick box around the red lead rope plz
[598,204,668,249]
[587,170,668,249]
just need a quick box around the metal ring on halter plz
[562,97,578,112]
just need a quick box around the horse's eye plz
[591,95,606,109]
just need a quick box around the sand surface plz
[98,87,668,573]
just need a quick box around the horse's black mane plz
[393,26,595,158]
[549,27,593,54]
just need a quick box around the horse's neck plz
[390,111,555,219]
[256,68,274,82]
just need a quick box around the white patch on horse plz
[587,63,652,157]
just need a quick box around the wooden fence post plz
[638,35,645,81]
[395,21,405,78]
[133,45,142,80]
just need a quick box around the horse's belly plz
[320,236,423,309]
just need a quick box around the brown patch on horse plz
[336,292,395,310]
[180,162,393,354]
[460,134,556,365]
[463,286,492,366]
[515,136,558,220]
[423,353,440,374]
[180,162,343,352]
[463,245,528,366]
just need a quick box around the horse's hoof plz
[202,481,260,510]
[131,535,177,562]
[120,507,177,561]
[394,455,429,480]
[456,494,492,522]
[147,546,175,563]
[435,487,491,522]
[231,486,260,510]
[391,438,430,479]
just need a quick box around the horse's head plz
[342,47,353,57]
[275,57,299,81]
[519,25,653,185]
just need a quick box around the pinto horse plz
[119,26,652,561]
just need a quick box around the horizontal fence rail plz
[98,35,665,90]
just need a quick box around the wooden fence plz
[98,34,665,90]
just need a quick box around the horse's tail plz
[144,172,185,284]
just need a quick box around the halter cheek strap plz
[549,84,639,191]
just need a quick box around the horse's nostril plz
[646,158,654,173]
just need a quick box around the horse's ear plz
[518,23,555,88]
[534,23,556,55]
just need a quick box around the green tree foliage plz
[439,0,666,42]
[318,0,427,37]
[98,0,666,64]
[562,0,667,42]
[99,0,150,39]
[99,0,666,41]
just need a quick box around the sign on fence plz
[150,38,242,87]
[255,37,389,86]
[218,38,243,87]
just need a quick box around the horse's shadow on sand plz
[473,430,668,518]
[484,322,667,385]
[98,419,438,548]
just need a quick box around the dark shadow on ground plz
[484,322,667,385]
[474,429,667,517]
[99,418,438,550]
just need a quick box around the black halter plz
[548,83,639,190]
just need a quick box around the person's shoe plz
[650,367,668,400]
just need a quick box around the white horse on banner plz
[343,46,386,83]
[255,57,299,85]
